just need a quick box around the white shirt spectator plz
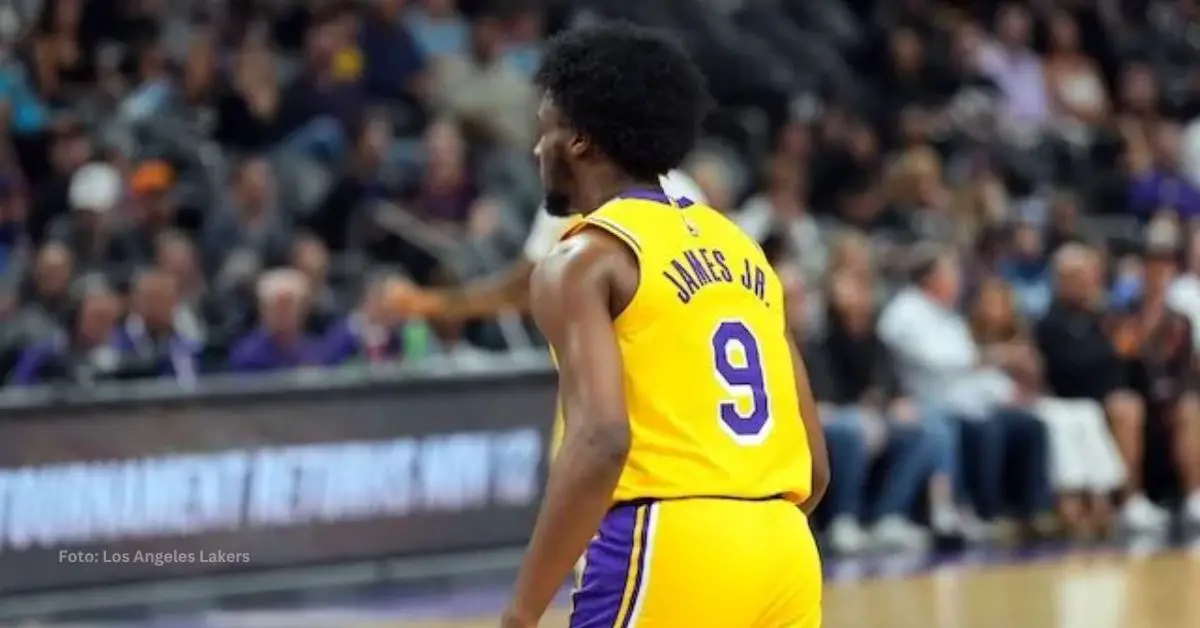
[1180,117,1200,189]
[877,287,1015,418]
[522,169,708,261]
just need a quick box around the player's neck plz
[574,171,660,215]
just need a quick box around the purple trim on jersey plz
[569,504,647,628]
[617,188,695,208]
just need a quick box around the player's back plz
[565,189,812,505]
[563,189,821,628]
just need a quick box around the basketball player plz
[386,170,706,320]
[499,24,828,628]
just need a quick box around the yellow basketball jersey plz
[555,189,812,505]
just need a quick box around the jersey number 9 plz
[711,320,771,444]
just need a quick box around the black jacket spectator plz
[1036,300,1122,400]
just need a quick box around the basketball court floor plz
[134,544,1199,628]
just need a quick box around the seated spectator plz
[322,273,404,366]
[214,29,287,152]
[227,269,323,373]
[358,0,427,105]
[1126,121,1200,218]
[684,153,734,213]
[406,118,497,240]
[307,107,393,253]
[503,6,542,77]
[154,231,222,344]
[112,269,202,383]
[973,274,1125,540]
[123,160,180,263]
[975,4,1051,136]
[1109,228,1200,529]
[9,284,121,386]
[431,12,534,149]
[407,0,468,58]
[291,235,339,333]
[29,121,93,244]
[878,245,1051,540]
[1043,11,1109,129]
[819,270,934,553]
[202,157,292,285]
[277,6,365,138]
[1168,225,1200,348]
[997,222,1051,319]
[49,162,136,270]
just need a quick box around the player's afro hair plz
[534,23,710,180]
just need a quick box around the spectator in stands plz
[291,235,338,333]
[885,146,955,244]
[408,118,497,239]
[32,123,93,243]
[4,242,74,353]
[873,27,939,122]
[202,157,291,281]
[878,245,1051,539]
[431,11,535,149]
[30,0,95,106]
[408,0,468,58]
[997,222,1051,319]
[972,274,1124,539]
[1168,225,1200,347]
[1114,63,1162,142]
[49,161,133,270]
[811,118,880,216]
[10,283,120,386]
[686,153,733,213]
[278,6,365,140]
[1044,190,1086,254]
[322,273,404,366]
[118,31,172,122]
[154,231,220,344]
[1043,11,1110,130]
[736,156,825,292]
[307,108,392,254]
[951,159,1010,249]
[227,269,322,373]
[112,269,201,382]
[1110,225,1200,528]
[214,28,286,152]
[1126,120,1200,218]
[976,4,1051,134]
[504,6,543,77]
[359,0,428,106]
[123,160,178,264]
[820,270,933,553]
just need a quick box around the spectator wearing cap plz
[227,269,323,373]
[111,269,202,383]
[878,245,1051,540]
[123,159,178,264]
[9,284,121,387]
[322,273,404,366]
[1109,222,1200,530]
[47,161,137,270]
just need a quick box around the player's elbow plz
[580,418,631,470]
[809,459,830,503]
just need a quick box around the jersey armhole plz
[564,217,642,321]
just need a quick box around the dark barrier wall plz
[0,362,557,594]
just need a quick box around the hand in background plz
[384,277,444,319]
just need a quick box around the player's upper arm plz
[530,232,631,455]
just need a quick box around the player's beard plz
[544,190,572,216]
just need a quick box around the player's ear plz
[568,133,590,159]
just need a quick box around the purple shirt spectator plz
[111,317,201,381]
[1127,171,1200,218]
[227,328,324,373]
[321,314,403,365]
[976,43,1051,126]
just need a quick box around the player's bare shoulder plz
[531,228,639,320]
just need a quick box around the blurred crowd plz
[4,0,1200,554]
